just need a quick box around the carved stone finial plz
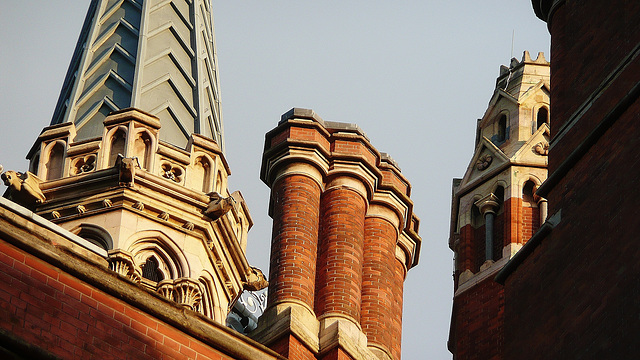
[204,192,236,220]
[244,267,269,291]
[1,170,46,209]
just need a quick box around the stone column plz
[538,198,548,226]
[475,194,500,262]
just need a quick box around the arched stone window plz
[536,107,549,130]
[108,128,127,167]
[192,156,212,193]
[45,141,66,180]
[522,180,541,242]
[522,181,537,207]
[133,130,153,170]
[497,114,507,142]
[141,256,164,282]
[74,224,113,251]
[214,171,223,193]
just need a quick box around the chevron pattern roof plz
[50,0,224,150]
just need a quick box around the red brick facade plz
[0,205,282,360]
[498,1,640,358]
[268,173,322,310]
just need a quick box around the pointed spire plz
[50,0,224,150]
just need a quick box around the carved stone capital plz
[474,193,500,215]
[173,278,202,310]
[107,250,142,283]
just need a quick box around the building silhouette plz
[0,1,420,359]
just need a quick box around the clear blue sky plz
[0,2,549,358]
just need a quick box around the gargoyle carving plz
[204,192,236,220]
[1,170,46,209]
[116,154,140,186]
[244,266,269,291]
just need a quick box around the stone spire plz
[50,0,224,150]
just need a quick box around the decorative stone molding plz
[132,201,144,211]
[76,205,86,214]
[459,269,474,284]
[158,212,170,221]
[182,222,195,231]
[102,199,113,208]
[0,170,46,209]
[70,154,97,176]
[475,154,493,171]
[107,250,142,283]
[157,280,175,301]
[51,211,61,219]
[533,141,549,155]
[160,162,183,183]
[474,194,500,215]
[173,278,203,311]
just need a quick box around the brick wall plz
[315,183,366,321]
[267,173,321,310]
[502,1,640,358]
[0,238,259,360]
[450,277,503,360]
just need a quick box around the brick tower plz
[254,108,422,360]
[448,52,550,360]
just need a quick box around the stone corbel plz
[107,250,142,283]
[1,170,46,209]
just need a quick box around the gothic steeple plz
[50,0,224,149]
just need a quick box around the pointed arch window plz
[108,129,127,167]
[133,131,152,170]
[141,256,164,282]
[46,142,65,180]
[497,115,507,142]
[537,107,549,130]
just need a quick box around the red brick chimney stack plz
[255,108,421,360]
